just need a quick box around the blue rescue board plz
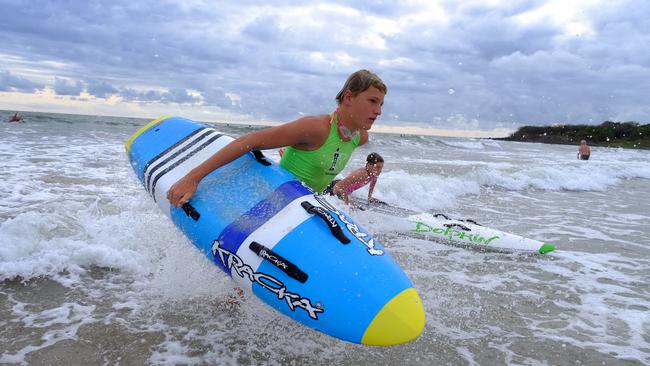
[125,116,425,345]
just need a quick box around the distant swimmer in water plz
[324,152,384,207]
[578,139,591,160]
[8,112,24,123]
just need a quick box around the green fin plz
[538,243,556,254]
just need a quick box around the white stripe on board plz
[143,128,212,191]
[153,135,235,213]
[229,195,321,291]
[144,129,220,193]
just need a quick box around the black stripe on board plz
[150,133,223,201]
[144,129,218,193]
[142,127,208,189]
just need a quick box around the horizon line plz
[1,108,514,139]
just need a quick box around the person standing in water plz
[167,69,387,206]
[578,139,591,160]
[325,152,384,207]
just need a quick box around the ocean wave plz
[435,139,491,150]
[0,199,162,283]
[374,170,481,211]
[370,160,650,212]
[471,161,650,192]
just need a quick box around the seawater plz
[1,111,649,365]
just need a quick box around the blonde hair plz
[335,69,387,105]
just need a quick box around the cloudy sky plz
[1,0,649,135]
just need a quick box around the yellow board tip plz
[124,115,173,153]
[361,287,426,346]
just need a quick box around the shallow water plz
[1,111,649,365]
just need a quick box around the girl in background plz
[326,152,384,207]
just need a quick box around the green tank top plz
[280,112,360,193]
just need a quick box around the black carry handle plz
[181,202,200,221]
[249,241,308,283]
[464,219,482,226]
[434,213,451,220]
[300,201,350,244]
[435,213,482,226]
[443,223,470,231]
[251,150,272,166]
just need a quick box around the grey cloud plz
[53,77,83,96]
[331,0,409,16]
[85,79,119,98]
[118,88,154,102]
[240,83,333,121]
[118,87,200,104]
[454,0,544,18]
[163,88,201,104]
[0,2,359,120]
[0,70,42,92]
[460,18,556,61]
[243,15,283,43]
[200,88,234,109]
[1,1,649,128]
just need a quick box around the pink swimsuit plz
[344,175,375,194]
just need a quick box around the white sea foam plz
[361,158,650,216]
[1,297,96,364]
[470,161,650,192]
[369,170,481,211]
[0,198,162,284]
[436,138,489,150]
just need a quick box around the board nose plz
[361,287,426,346]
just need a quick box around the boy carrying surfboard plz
[167,69,387,206]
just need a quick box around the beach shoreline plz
[495,121,650,150]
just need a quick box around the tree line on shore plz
[498,121,650,149]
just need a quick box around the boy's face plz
[344,86,385,131]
